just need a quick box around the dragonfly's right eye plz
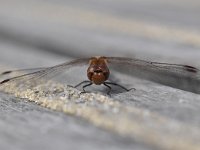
[87,72,93,81]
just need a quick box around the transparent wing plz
[0,58,90,89]
[0,67,47,78]
[107,57,199,79]
[107,57,200,94]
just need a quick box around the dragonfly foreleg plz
[80,82,93,94]
[103,82,112,95]
[104,81,135,92]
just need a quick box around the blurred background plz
[0,0,200,64]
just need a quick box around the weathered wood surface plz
[0,0,200,150]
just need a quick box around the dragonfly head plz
[87,57,110,85]
[88,69,109,85]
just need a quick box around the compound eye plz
[87,72,93,80]
[103,72,109,80]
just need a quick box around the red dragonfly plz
[0,56,199,94]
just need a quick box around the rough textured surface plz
[0,93,150,150]
[0,0,200,150]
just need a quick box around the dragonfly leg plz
[104,81,135,92]
[103,82,112,96]
[80,82,93,94]
[68,80,91,88]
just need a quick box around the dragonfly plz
[0,56,199,94]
